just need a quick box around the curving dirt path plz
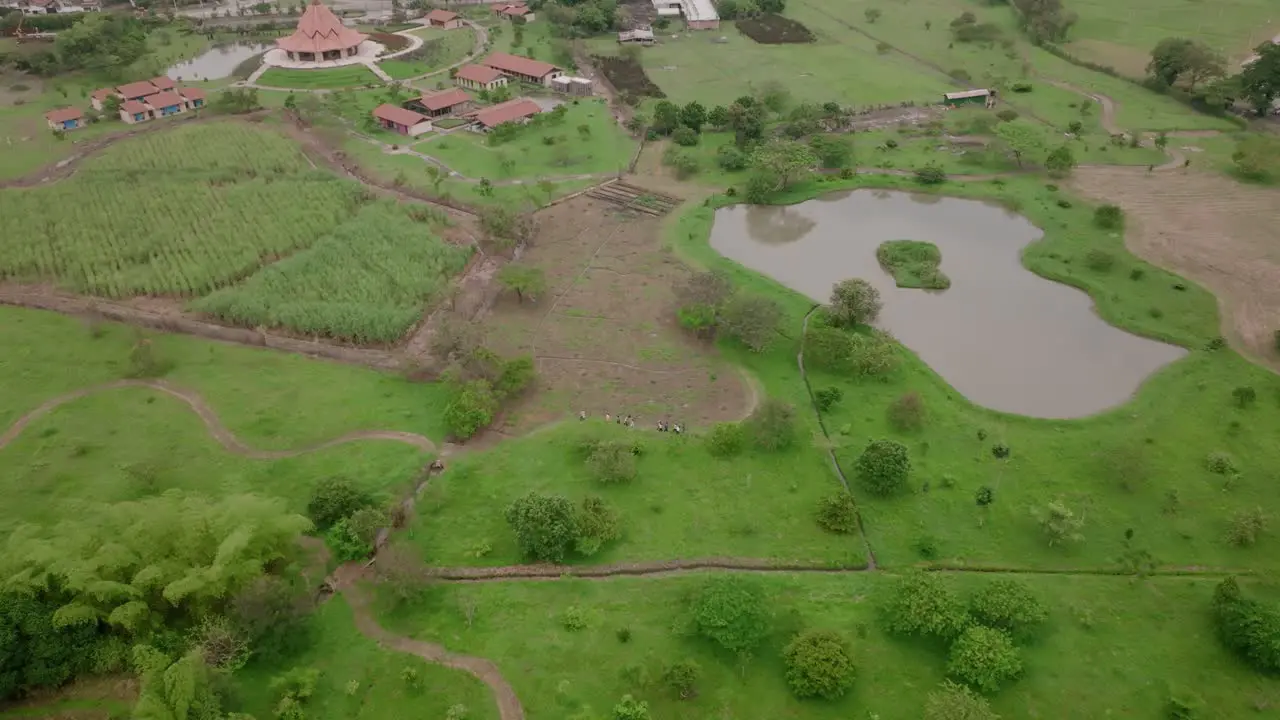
[0,379,436,456]
[337,578,525,720]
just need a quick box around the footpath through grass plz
[380,26,475,80]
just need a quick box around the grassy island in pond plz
[876,240,950,290]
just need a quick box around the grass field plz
[257,65,383,89]
[421,100,635,180]
[381,26,476,80]
[192,201,471,343]
[0,123,364,297]
[235,597,498,720]
[407,420,865,567]
[378,572,1280,719]
[1062,0,1280,69]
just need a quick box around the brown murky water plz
[166,43,273,81]
[709,189,1187,418]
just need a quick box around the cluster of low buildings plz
[650,0,719,30]
[489,2,534,22]
[371,51,589,136]
[1,0,99,15]
[43,76,207,132]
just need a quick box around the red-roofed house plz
[116,80,162,102]
[277,0,368,62]
[89,87,116,111]
[149,75,176,91]
[179,87,207,110]
[372,104,427,135]
[454,64,508,92]
[406,88,473,118]
[466,97,542,131]
[120,99,153,124]
[44,107,83,131]
[481,52,561,86]
[491,3,534,21]
[424,8,462,29]
[144,91,187,118]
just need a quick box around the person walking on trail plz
[579,410,586,421]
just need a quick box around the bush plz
[307,477,375,530]
[915,163,947,184]
[855,439,911,496]
[745,399,796,451]
[561,606,588,631]
[847,333,899,377]
[803,326,855,372]
[690,576,770,654]
[946,626,1022,693]
[1232,386,1257,408]
[575,495,622,556]
[706,422,745,457]
[1227,507,1268,548]
[1010,82,1032,93]
[969,580,1047,640]
[588,441,639,484]
[887,392,927,431]
[782,630,856,699]
[995,109,1019,122]
[828,279,883,327]
[505,491,579,563]
[443,379,499,440]
[1033,500,1084,546]
[975,486,994,506]
[716,144,748,171]
[991,443,1010,459]
[816,492,859,534]
[662,659,701,699]
[1212,577,1280,673]
[1084,249,1115,272]
[672,125,699,147]
[613,695,650,720]
[1205,451,1237,476]
[924,680,1000,720]
[814,386,843,412]
[1093,204,1124,229]
[883,571,969,640]
[719,294,783,352]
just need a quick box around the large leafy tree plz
[690,576,770,655]
[53,13,148,76]
[748,139,819,195]
[505,492,578,563]
[1241,41,1280,115]
[994,120,1047,168]
[1147,38,1225,89]
[1,492,311,633]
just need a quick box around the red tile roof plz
[144,91,185,109]
[121,99,151,115]
[90,87,115,101]
[149,76,176,91]
[501,5,530,15]
[117,80,160,98]
[471,98,541,128]
[45,107,82,123]
[372,103,427,127]
[418,88,471,111]
[455,64,504,84]
[483,52,559,79]
[425,8,458,22]
[179,87,207,101]
[278,0,368,54]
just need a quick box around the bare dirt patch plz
[1070,167,1280,370]
[591,54,665,103]
[477,195,752,432]
[369,31,411,52]
[736,13,815,44]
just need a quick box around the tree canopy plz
[1241,41,1280,115]
[1146,37,1226,89]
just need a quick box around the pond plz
[165,42,274,81]
[708,189,1187,418]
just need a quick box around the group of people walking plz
[577,410,684,434]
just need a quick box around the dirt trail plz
[336,578,525,720]
[0,379,436,456]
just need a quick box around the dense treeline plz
[7,12,158,78]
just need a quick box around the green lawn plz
[419,100,635,180]
[380,26,476,80]
[234,597,498,720]
[378,572,1280,719]
[406,420,864,568]
[257,65,383,89]
[583,15,953,109]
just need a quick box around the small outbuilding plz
[943,88,995,108]
[424,8,462,29]
[44,107,83,131]
[372,103,428,135]
[618,27,654,45]
[550,75,593,96]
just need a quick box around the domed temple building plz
[277,0,369,63]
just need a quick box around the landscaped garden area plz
[257,64,382,89]
[379,26,475,80]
